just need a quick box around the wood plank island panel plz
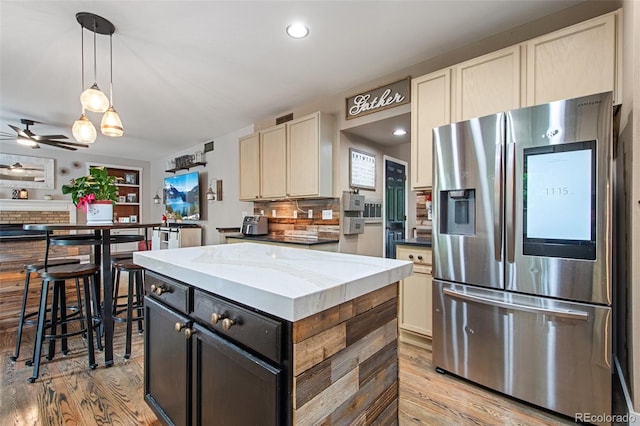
[292,283,399,425]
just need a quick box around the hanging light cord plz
[109,33,114,105]
[92,18,98,84]
[80,24,84,92]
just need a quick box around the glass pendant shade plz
[72,113,97,143]
[101,106,123,137]
[80,83,110,113]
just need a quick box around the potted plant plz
[62,167,120,223]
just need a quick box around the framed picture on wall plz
[349,148,376,190]
[124,173,137,185]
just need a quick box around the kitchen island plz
[134,242,412,425]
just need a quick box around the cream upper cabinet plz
[239,132,261,201]
[238,112,334,201]
[454,45,523,121]
[411,69,451,190]
[287,112,334,198]
[260,124,287,199]
[526,12,619,106]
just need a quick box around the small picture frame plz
[118,195,126,203]
[124,173,137,185]
[119,217,130,223]
[127,193,137,203]
[130,215,138,223]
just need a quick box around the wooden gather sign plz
[345,77,410,120]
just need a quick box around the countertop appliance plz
[432,92,613,423]
[241,215,268,235]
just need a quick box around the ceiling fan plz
[0,118,89,151]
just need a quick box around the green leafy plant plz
[61,167,119,210]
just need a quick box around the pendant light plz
[101,33,123,137]
[80,15,109,113]
[72,21,96,144]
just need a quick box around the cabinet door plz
[397,246,433,340]
[526,12,617,106]
[287,113,319,197]
[411,69,451,189]
[260,124,287,199]
[455,45,522,121]
[239,132,261,200]
[144,296,191,426]
[400,270,433,338]
[192,324,282,426]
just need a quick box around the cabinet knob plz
[222,318,235,331]
[408,254,414,259]
[211,312,225,324]
[417,255,423,260]
[151,284,168,295]
[175,322,186,332]
[184,328,196,339]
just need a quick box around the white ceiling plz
[0,1,583,159]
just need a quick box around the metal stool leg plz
[47,281,61,361]
[124,271,135,359]
[28,279,50,383]
[11,269,32,362]
[83,274,97,370]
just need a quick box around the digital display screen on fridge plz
[522,140,596,260]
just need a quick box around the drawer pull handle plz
[211,312,225,324]
[175,322,187,332]
[408,255,414,259]
[150,284,168,295]
[184,328,196,339]
[222,318,235,331]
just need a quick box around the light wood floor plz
[0,277,575,425]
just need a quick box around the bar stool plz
[10,258,81,362]
[111,260,145,359]
[27,263,101,383]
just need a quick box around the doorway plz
[383,156,407,258]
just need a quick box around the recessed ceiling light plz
[393,129,407,136]
[286,22,309,39]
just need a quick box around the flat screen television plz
[164,171,200,221]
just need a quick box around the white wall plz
[149,125,254,245]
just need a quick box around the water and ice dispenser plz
[439,189,475,235]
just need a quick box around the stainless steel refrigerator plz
[432,92,613,421]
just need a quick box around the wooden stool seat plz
[24,258,80,273]
[39,263,100,279]
[27,263,101,383]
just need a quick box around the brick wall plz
[0,210,88,272]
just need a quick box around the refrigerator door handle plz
[494,145,503,262]
[442,288,589,321]
[506,141,516,263]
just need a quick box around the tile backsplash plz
[253,198,340,239]
[415,190,432,239]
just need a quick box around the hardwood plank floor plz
[0,273,576,425]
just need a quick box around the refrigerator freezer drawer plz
[432,280,611,422]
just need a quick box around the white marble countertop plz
[134,242,412,322]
